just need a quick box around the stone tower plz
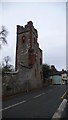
[15,21,43,90]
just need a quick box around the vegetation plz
[0,26,8,48]
[50,65,57,75]
[0,26,14,73]
[42,64,58,81]
[2,56,14,73]
[42,64,51,79]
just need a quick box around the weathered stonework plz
[2,21,43,97]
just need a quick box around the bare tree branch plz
[3,56,11,66]
[0,26,8,47]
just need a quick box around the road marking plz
[1,87,55,112]
[1,89,53,112]
[51,99,67,119]
[61,89,68,99]
[0,100,26,112]
[33,89,53,99]
[34,93,45,98]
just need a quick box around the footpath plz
[60,85,68,119]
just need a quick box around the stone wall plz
[2,65,42,97]
[2,70,19,96]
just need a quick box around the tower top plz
[27,21,33,25]
[17,21,38,37]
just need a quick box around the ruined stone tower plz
[15,21,43,90]
[2,21,43,97]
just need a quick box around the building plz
[50,75,62,85]
[61,71,67,84]
[15,21,43,89]
[2,21,43,97]
[49,69,68,85]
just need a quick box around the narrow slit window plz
[22,35,25,44]
[40,58,42,65]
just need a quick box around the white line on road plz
[1,88,54,112]
[51,99,67,119]
[34,89,53,99]
[33,93,45,98]
[0,100,26,112]
[61,89,68,99]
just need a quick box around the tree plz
[42,64,51,79]
[0,26,8,48]
[3,56,11,66]
[2,65,14,72]
[2,56,14,72]
[50,65,57,75]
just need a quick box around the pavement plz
[62,84,68,119]
[58,84,68,119]
[2,85,67,119]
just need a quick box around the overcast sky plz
[1,1,66,71]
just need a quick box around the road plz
[2,85,68,119]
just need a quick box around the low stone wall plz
[2,64,43,98]
[2,70,19,97]
[2,69,39,98]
